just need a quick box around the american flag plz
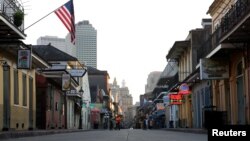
[55,0,75,44]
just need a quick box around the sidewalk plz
[163,128,208,134]
[0,129,87,140]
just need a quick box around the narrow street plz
[0,129,207,141]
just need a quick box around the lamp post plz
[79,87,84,129]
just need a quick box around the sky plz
[22,0,213,104]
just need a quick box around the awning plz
[91,107,100,112]
[152,110,165,118]
[156,110,165,117]
[166,41,190,60]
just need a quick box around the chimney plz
[201,18,212,29]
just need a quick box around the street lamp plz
[79,87,84,129]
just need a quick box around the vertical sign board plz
[17,49,31,69]
[62,74,71,91]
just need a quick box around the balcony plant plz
[13,10,24,27]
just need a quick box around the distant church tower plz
[110,78,132,109]
[110,77,119,102]
[122,80,126,88]
[113,77,118,86]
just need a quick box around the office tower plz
[75,20,97,68]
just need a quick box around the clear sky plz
[23,0,213,104]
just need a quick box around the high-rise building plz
[75,20,97,68]
[38,20,97,68]
[37,36,76,57]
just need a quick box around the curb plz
[0,129,88,140]
[163,128,208,134]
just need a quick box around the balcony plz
[0,0,26,39]
[213,0,250,45]
[219,0,250,42]
[197,0,250,59]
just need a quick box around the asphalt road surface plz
[0,129,207,141]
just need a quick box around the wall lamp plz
[0,60,10,71]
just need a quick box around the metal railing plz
[0,0,24,31]
[220,0,250,35]
[197,0,250,60]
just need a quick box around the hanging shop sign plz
[169,93,183,105]
[67,69,87,77]
[17,49,31,69]
[62,74,71,91]
[178,83,191,95]
[156,103,165,110]
[200,58,229,80]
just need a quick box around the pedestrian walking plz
[115,115,121,130]
[109,118,114,130]
[143,118,148,130]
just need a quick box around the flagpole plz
[24,1,67,31]
[24,11,54,31]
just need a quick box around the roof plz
[32,44,78,62]
[87,66,109,77]
[166,41,190,60]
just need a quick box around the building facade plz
[75,20,97,68]
[33,44,85,129]
[87,66,110,129]
[207,0,250,125]
[0,0,48,131]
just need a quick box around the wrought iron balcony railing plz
[197,0,250,60]
[0,0,24,31]
[220,0,250,35]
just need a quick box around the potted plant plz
[13,10,24,27]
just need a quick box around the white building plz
[37,36,76,57]
[80,72,91,130]
[75,20,97,68]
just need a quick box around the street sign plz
[67,69,87,77]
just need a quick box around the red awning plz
[91,107,100,112]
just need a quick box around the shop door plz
[236,62,245,124]
[29,77,34,129]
